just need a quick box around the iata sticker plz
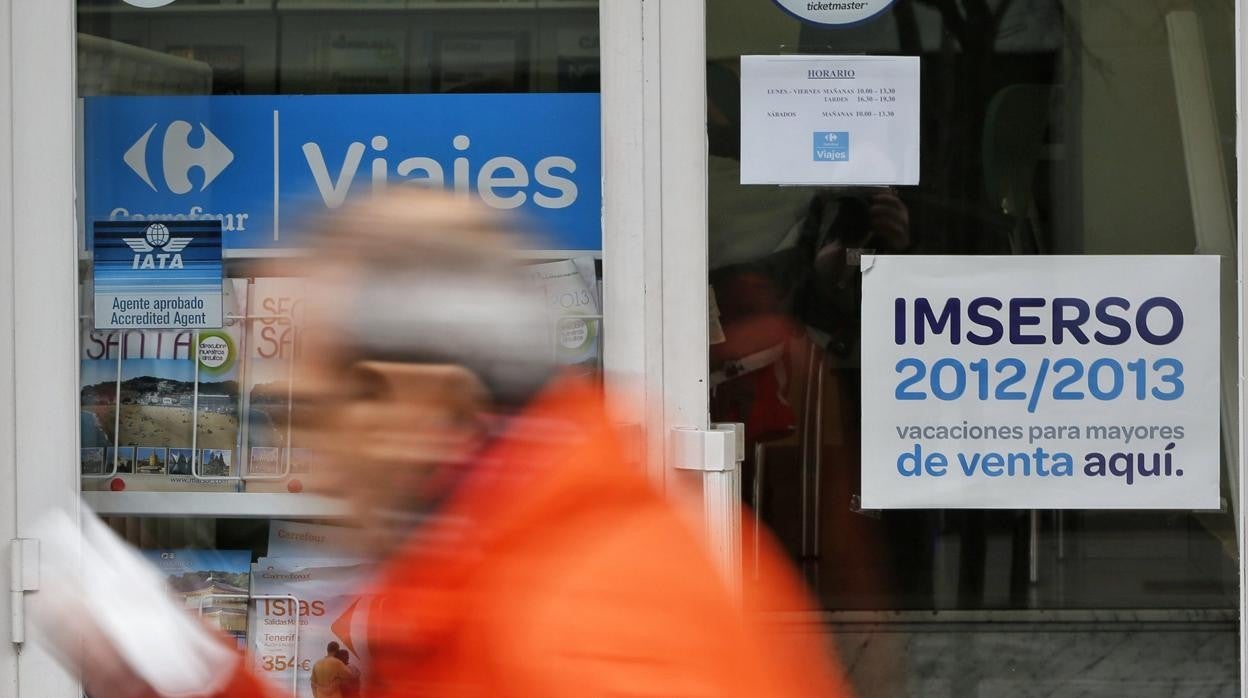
[92,219,223,330]
[771,0,896,26]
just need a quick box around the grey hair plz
[307,191,557,406]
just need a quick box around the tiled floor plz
[823,623,1238,697]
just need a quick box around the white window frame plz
[1,0,82,696]
[601,0,740,570]
[1236,0,1248,684]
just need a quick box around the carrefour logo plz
[813,131,850,161]
[124,121,234,195]
[124,223,192,269]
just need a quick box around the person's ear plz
[347,361,489,414]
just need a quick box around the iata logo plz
[124,121,234,194]
[125,223,192,269]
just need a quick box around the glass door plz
[688,0,1242,694]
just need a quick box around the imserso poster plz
[860,255,1220,509]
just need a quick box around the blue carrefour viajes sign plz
[84,93,602,251]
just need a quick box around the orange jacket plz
[217,380,849,697]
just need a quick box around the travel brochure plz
[80,279,247,493]
[240,278,309,494]
[131,522,372,697]
[80,276,312,493]
[249,521,374,698]
[142,549,252,651]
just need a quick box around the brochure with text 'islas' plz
[249,558,376,698]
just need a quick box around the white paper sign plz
[860,255,1220,509]
[740,55,920,186]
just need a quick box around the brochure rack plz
[191,311,297,484]
[80,274,603,517]
[84,491,349,517]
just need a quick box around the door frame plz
[1235,0,1247,685]
[603,0,1248,691]
[602,1,741,574]
[1,1,82,697]
[0,0,17,692]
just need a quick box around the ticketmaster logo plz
[805,1,870,9]
[124,121,235,195]
[813,131,850,162]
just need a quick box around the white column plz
[0,0,17,692]
[601,0,668,484]
[9,1,80,696]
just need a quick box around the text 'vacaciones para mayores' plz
[110,296,208,327]
[889,295,1194,486]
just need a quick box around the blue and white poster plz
[83,93,602,252]
[93,220,223,330]
[860,255,1220,509]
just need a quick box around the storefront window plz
[75,2,599,693]
[708,0,1240,693]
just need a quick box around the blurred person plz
[310,642,352,698]
[53,189,850,697]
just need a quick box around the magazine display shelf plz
[83,319,598,519]
[81,310,301,483]
[84,491,350,517]
[80,252,601,520]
